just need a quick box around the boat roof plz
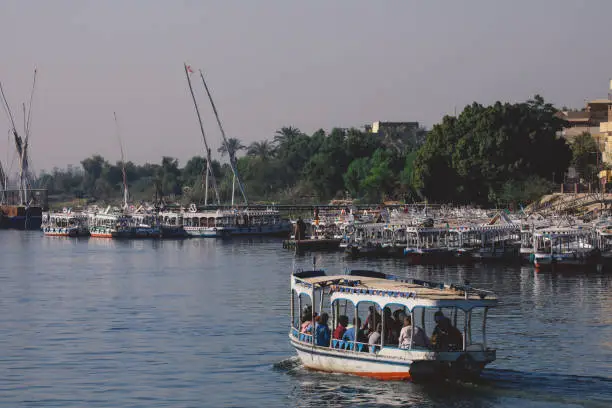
[292,270,496,303]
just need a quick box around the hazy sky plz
[1,0,611,172]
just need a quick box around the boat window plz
[467,307,489,351]
[356,301,382,335]
[330,299,355,335]
[417,306,466,351]
[295,293,313,332]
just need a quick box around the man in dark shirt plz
[431,311,463,351]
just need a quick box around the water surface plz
[0,231,610,407]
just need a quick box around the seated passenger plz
[362,306,381,335]
[368,323,382,349]
[315,312,331,347]
[398,316,430,349]
[343,318,357,342]
[430,311,463,351]
[392,310,406,343]
[333,315,349,340]
[382,307,396,344]
[301,312,318,334]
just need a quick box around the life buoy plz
[189,203,197,213]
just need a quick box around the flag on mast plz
[187,65,194,74]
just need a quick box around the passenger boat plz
[284,219,342,251]
[88,212,122,238]
[229,209,291,236]
[182,209,234,238]
[451,225,521,262]
[128,213,162,239]
[158,211,188,238]
[532,227,600,270]
[403,227,456,264]
[42,211,89,237]
[290,269,497,381]
[183,206,291,238]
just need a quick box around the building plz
[599,104,612,163]
[556,100,611,143]
[370,121,420,134]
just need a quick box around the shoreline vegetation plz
[36,95,600,209]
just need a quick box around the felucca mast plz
[184,63,220,205]
[0,68,37,206]
[198,69,248,206]
[114,112,129,209]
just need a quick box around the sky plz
[1,0,611,173]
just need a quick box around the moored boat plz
[533,227,600,270]
[42,210,89,237]
[88,212,122,238]
[290,269,497,381]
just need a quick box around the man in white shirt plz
[398,316,430,349]
[368,323,382,349]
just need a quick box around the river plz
[0,231,610,407]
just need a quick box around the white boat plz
[532,227,600,270]
[228,209,291,236]
[182,209,234,238]
[290,269,497,381]
[42,210,89,237]
[182,206,291,238]
[87,212,123,238]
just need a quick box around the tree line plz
[38,94,598,207]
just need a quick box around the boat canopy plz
[292,270,497,310]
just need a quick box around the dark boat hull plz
[0,205,43,230]
[161,225,189,239]
[283,238,342,251]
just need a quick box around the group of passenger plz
[299,306,463,352]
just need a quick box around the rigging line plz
[25,67,37,140]
[198,69,248,205]
[0,79,17,132]
[184,62,220,205]
[114,112,129,208]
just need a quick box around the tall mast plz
[204,148,210,206]
[114,112,129,209]
[0,77,25,204]
[198,69,248,205]
[184,63,220,205]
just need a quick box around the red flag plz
[187,65,194,74]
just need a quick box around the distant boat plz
[42,210,89,237]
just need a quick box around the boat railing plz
[330,339,372,353]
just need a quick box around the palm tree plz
[247,140,275,160]
[217,137,246,158]
[273,126,301,147]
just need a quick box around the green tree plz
[157,157,182,196]
[273,126,301,147]
[412,96,572,205]
[247,140,275,160]
[343,157,371,198]
[81,155,108,196]
[361,149,396,202]
[218,137,246,158]
[571,132,600,182]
